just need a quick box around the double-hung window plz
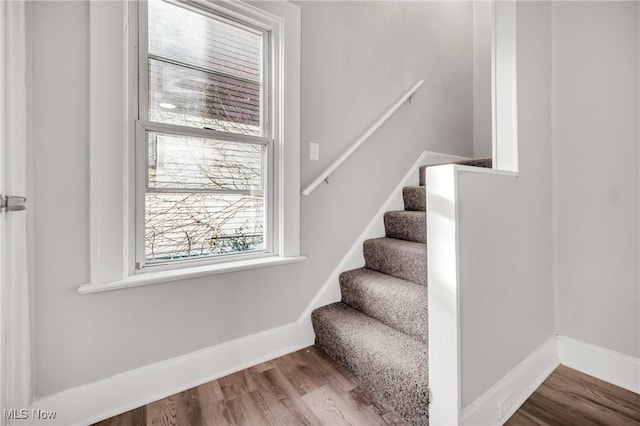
[82,0,301,292]
[137,0,273,270]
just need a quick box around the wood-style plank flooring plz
[93,351,640,426]
[92,345,406,426]
[506,364,640,425]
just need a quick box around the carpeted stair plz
[311,157,491,425]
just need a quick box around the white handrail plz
[302,80,424,196]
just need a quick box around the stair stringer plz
[295,150,470,347]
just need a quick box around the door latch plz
[1,194,27,214]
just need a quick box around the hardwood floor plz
[92,345,406,426]
[92,350,640,426]
[506,364,640,425]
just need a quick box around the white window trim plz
[81,0,303,294]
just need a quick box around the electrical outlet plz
[309,143,319,160]
[497,394,512,420]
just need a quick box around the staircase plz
[311,158,492,425]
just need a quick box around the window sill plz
[77,255,306,294]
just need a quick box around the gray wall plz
[29,1,474,396]
[458,1,640,407]
[554,1,640,358]
[458,1,554,406]
[473,0,493,158]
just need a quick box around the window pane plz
[147,132,263,191]
[148,0,262,82]
[145,193,264,262]
[147,0,264,136]
[142,0,271,266]
[148,59,261,135]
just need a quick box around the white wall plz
[473,0,493,158]
[457,1,554,407]
[28,1,474,396]
[554,1,640,358]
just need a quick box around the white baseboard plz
[461,337,559,426]
[295,150,470,347]
[423,152,471,166]
[25,323,302,426]
[459,335,640,426]
[557,335,640,394]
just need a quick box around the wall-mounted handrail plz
[302,80,424,196]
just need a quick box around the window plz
[137,0,273,269]
[83,0,301,292]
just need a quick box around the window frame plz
[81,0,303,294]
[135,0,276,271]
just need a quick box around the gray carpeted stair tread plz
[402,186,426,212]
[311,302,428,425]
[384,210,426,243]
[364,237,426,285]
[419,157,492,186]
[340,267,427,342]
[456,157,492,168]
